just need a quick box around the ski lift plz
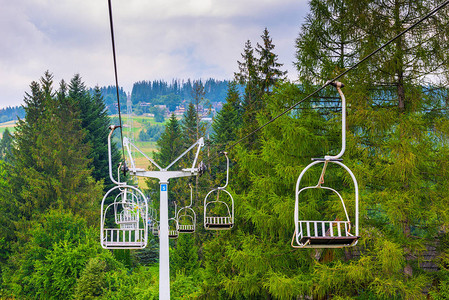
[100,126,149,249]
[177,184,196,233]
[101,185,148,249]
[292,82,359,249]
[204,152,234,230]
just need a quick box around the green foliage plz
[8,71,102,222]
[211,81,242,146]
[78,83,120,188]
[139,123,164,142]
[0,128,13,163]
[171,234,199,275]
[154,113,183,168]
[74,257,109,299]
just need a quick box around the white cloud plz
[0,0,308,109]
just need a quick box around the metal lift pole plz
[123,136,205,300]
[159,179,170,299]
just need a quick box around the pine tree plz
[256,28,287,94]
[234,40,262,148]
[154,113,183,168]
[9,71,102,220]
[295,0,365,85]
[171,234,199,275]
[69,76,120,188]
[182,102,199,149]
[211,81,242,146]
[292,0,449,297]
[0,128,13,163]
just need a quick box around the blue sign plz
[161,184,167,192]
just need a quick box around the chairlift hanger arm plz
[325,81,346,161]
[188,183,193,208]
[108,125,126,185]
[218,152,230,190]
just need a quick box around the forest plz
[0,106,25,124]
[1,0,449,299]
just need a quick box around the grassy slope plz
[0,120,17,138]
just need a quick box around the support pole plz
[159,180,170,299]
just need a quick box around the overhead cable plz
[107,0,126,161]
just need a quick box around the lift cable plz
[207,0,449,163]
[107,0,126,163]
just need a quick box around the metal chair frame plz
[204,152,234,230]
[101,185,148,249]
[100,126,149,249]
[292,82,359,249]
[177,184,196,233]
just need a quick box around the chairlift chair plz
[100,126,149,249]
[147,206,157,232]
[204,152,234,230]
[177,184,196,233]
[152,221,160,236]
[292,82,359,249]
[101,185,149,249]
[169,217,179,239]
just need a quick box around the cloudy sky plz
[0,0,309,109]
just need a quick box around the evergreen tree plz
[291,0,449,297]
[0,128,13,163]
[154,113,183,168]
[191,80,209,142]
[8,71,101,220]
[182,102,198,148]
[70,76,120,188]
[234,40,262,148]
[295,0,365,85]
[256,28,287,94]
[171,234,199,275]
[211,81,242,146]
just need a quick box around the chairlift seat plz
[102,228,146,249]
[177,205,196,233]
[204,216,233,230]
[117,210,139,224]
[178,224,195,233]
[294,218,358,248]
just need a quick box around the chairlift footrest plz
[178,229,195,233]
[300,236,358,246]
[311,158,343,162]
[205,223,233,230]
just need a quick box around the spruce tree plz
[0,128,13,163]
[234,40,262,148]
[9,71,101,220]
[154,113,183,168]
[182,102,199,149]
[68,75,120,187]
[256,28,287,94]
[292,0,449,297]
[211,81,242,146]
